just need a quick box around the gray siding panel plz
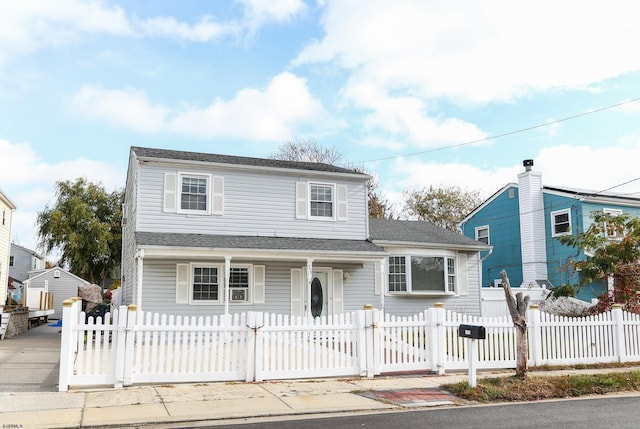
[141,260,299,316]
[346,256,482,317]
[133,254,481,318]
[122,154,139,305]
[136,165,367,240]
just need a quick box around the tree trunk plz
[500,270,529,378]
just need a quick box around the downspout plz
[481,247,493,262]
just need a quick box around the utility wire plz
[359,97,640,164]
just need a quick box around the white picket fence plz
[58,299,640,391]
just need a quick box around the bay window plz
[387,255,456,294]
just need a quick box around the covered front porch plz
[129,232,388,318]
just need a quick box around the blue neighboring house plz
[459,159,640,302]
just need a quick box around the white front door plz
[310,270,329,318]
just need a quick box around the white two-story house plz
[1,188,16,308]
[122,147,490,318]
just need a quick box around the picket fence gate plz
[58,299,640,391]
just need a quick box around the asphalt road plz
[208,395,640,429]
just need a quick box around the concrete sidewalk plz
[1,324,639,429]
[0,371,474,429]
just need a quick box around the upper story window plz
[387,255,456,294]
[475,225,490,244]
[310,184,334,218]
[180,175,209,213]
[2,209,5,226]
[296,181,348,221]
[9,256,14,267]
[603,208,623,238]
[164,172,224,215]
[551,208,572,237]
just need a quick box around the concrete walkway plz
[1,324,639,429]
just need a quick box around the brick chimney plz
[517,159,548,287]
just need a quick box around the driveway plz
[0,322,62,392]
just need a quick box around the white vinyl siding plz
[139,259,483,318]
[139,165,367,239]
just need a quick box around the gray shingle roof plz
[136,232,386,253]
[369,218,489,248]
[131,146,365,176]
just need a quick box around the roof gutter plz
[373,240,492,252]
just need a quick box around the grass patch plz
[442,371,640,402]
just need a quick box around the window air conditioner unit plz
[493,279,503,287]
[230,289,247,302]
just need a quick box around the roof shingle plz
[131,146,365,176]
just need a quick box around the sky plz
[2,0,640,254]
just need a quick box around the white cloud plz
[136,15,237,42]
[67,73,335,140]
[0,0,131,65]
[168,72,334,140]
[362,94,486,148]
[68,85,168,134]
[0,139,124,251]
[296,1,640,105]
[535,143,640,195]
[381,141,640,214]
[293,0,640,150]
[239,0,307,33]
[0,0,306,67]
[617,98,640,114]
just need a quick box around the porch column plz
[224,256,232,316]
[135,249,144,310]
[306,258,314,318]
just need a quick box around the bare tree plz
[500,270,530,378]
[402,185,481,232]
[271,139,342,164]
[272,140,394,219]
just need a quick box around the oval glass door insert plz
[310,277,323,318]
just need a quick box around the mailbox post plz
[458,324,486,387]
